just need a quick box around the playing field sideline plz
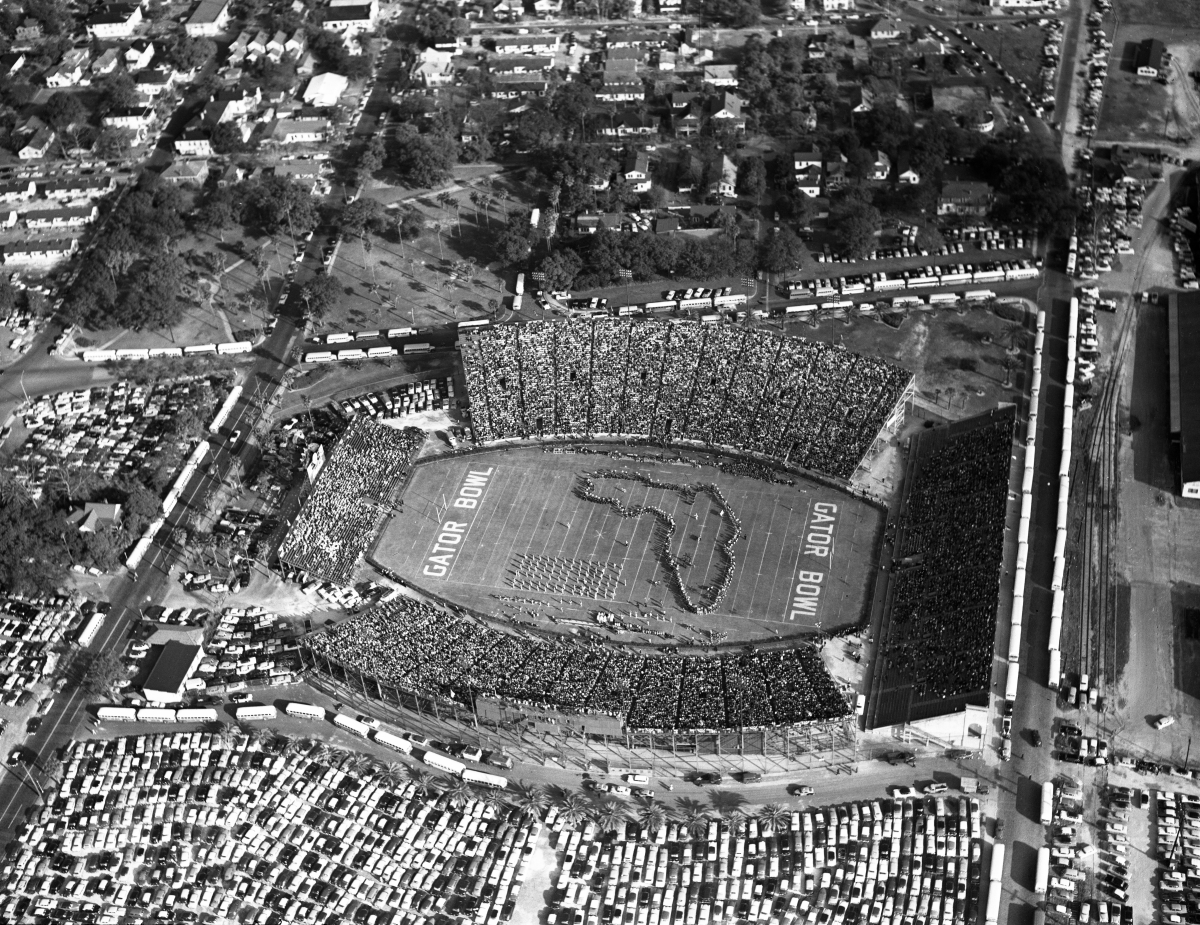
[373,447,883,642]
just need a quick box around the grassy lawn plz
[965,20,1049,90]
[1116,0,1200,27]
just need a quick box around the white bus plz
[404,343,432,354]
[699,313,721,324]
[176,708,219,723]
[643,300,675,312]
[617,305,643,317]
[337,348,367,361]
[284,702,325,720]
[387,327,415,339]
[964,290,996,302]
[462,769,509,789]
[235,705,278,721]
[137,708,177,723]
[928,293,959,306]
[906,276,938,289]
[325,333,354,345]
[785,304,818,315]
[423,751,466,775]
[217,341,253,355]
[873,277,907,292]
[891,296,922,309]
[333,713,371,738]
[1034,847,1050,895]
[77,613,105,647]
[373,730,413,754]
[366,346,397,358]
[458,319,490,330]
[677,298,712,311]
[97,706,137,722]
[303,351,334,363]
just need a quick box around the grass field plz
[1096,24,1200,146]
[373,447,884,644]
[1116,0,1200,27]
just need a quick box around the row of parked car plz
[1076,10,1112,138]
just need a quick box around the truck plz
[961,778,990,795]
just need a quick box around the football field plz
[373,447,883,642]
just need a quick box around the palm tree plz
[1002,354,1020,388]
[1004,320,1027,351]
[593,799,629,834]
[723,807,748,836]
[510,781,548,820]
[758,804,789,836]
[558,793,592,828]
[379,762,407,790]
[344,753,373,778]
[443,777,475,809]
[637,803,667,836]
[262,731,291,755]
[681,810,711,839]
[409,768,437,800]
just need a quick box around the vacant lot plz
[966,20,1050,91]
[374,447,883,644]
[1097,24,1200,146]
[1116,0,1200,27]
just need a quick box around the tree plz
[44,91,85,132]
[737,156,767,201]
[389,124,457,189]
[510,781,547,820]
[830,198,881,260]
[357,134,385,184]
[759,226,804,274]
[419,9,467,46]
[170,36,216,71]
[340,198,387,237]
[537,249,582,291]
[239,175,319,236]
[593,799,629,833]
[195,189,237,237]
[558,793,591,828]
[300,273,340,323]
[395,207,424,240]
[82,650,124,697]
[92,126,134,160]
[97,72,138,113]
[758,804,789,835]
[703,0,760,26]
[512,108,565,152]
[211,122,246,155]
[637,803,667,835]
[114,252,187,331]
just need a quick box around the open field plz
[964,20,1049,92]
[1096,24,1200,146]
[373,447,884,644]
[1115,0,1200,27]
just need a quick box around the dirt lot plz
[1096,23,1200,146]
[1116,0,1200,27]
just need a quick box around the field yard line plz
[783,496,815,625]
[743,493,784,621]
[697,497,722,610]
[470,465,527,585]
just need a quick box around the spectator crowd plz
[277,418,425,584]
[461,319,912,480]
[876,411,1014,711]
[303,597,850,731]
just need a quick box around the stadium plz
[287,318,1012,760]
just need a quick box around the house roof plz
[143,642,203,698]
[940,180,990,201]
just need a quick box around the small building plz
[870,18,903,41]
[40,176,115,199]
[125,40,156,71]
[302,72,349,107]
[1137,38,1164,78]
[937,181,993,216]
[185,0,231,37]
[703,64,738,87]
[710,92,746,132]
[0,52,25,77]
[412,47,454,86]
[795,167,821,198]
[896,153,920,185]
[2,237,78,263]
[91,47,122,77]
[0,179,36,203]
[870,150,891,181]
[623,151,651,193]
[18,126,55,160]
[716,155,737,198]
[820,0,854,9]
[492,34,559,55]
[324,0,379,39]
[142,641,206,704]
[161,159,210,184]
[273,118,328,144]
[86,3,144,39]
[66,502,121,533]
[24,205,98,229]
[174,122,212,156]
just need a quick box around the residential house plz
[606,46,646,65]
[806,34,830,58]
[266,30,290,61]
[870,150,890,181]
[0,53,25,77]
[283,30,307,58]
[24,205,98,229]
[271,161,322,193]
[45,60,86,88]
[273,119,328,144]
[716,155,738,198]
[869,18,902,41]
[302,72,349,107]
[675,155,704,193]
[710,92,746,132]
[842,85,873,113]
[296,51,318,75]
[0,212,15,230]
[135,68,175,97]
[18,126,55,160]
[161,159,210,184]
[86,3,143,39]
[67,503,122,533]
[575,212,625,234]
[174,121,211,156]
[2,238,78,264]
[412,47,454,86]
[598,62,643,102]
[703,64,738,87]
[103,107,156,142]
[896,153,920,185]
[213,85,260,117]
[795,167,821,198]
[91,47,121,77]
[490,55,553,75]
[245,30,269,59]
[185,0,230,37]
[794,146,822,173]
[669,91,699,112]
[533,0,562,15]
[0,180,36,204]
[492,34,559,55]
[1137,38,1164,78]
[606,29,666,48]
[623,151,651,193]
[823,155,847,193]
[40,177,115,199]
[937,180,992,216]
[654,216,681,234]
[324,0,379,42]
[674,100,703,137]
[216,164,245,188]
[490,75,549,98]
[653,50,677,70]
[658,0,681,10]
[602,110,658,138]
[125,40,156,71]
[15,19,42,44]
[819,0,854,9]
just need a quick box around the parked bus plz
[699,313,721,324]
[462,769,509,790]
[325,332,353,345]
[964,290,996,302]
[77,613,105,647]
[97,706,137,722]
[333,713,371,738]
[423,751,466,775]
[176,708,219,723]
[785,304,818,315]
[372,730,413,754]
[404,343,432,354]
[303,351,334,363]
[235,705,278,721]
[928,293,959,306]
[284,702,325,720]
[137,708,177,723]
[387,327,415,339]
[1034,846,1050,895]
[458,319,490,330]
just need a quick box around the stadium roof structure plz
[142,642,204,704]
[1169,292,1200,497]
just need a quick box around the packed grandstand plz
[277,418,425,584]
[302,598,850,731]
[869,409,1015,727]
[460,319,913,480]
